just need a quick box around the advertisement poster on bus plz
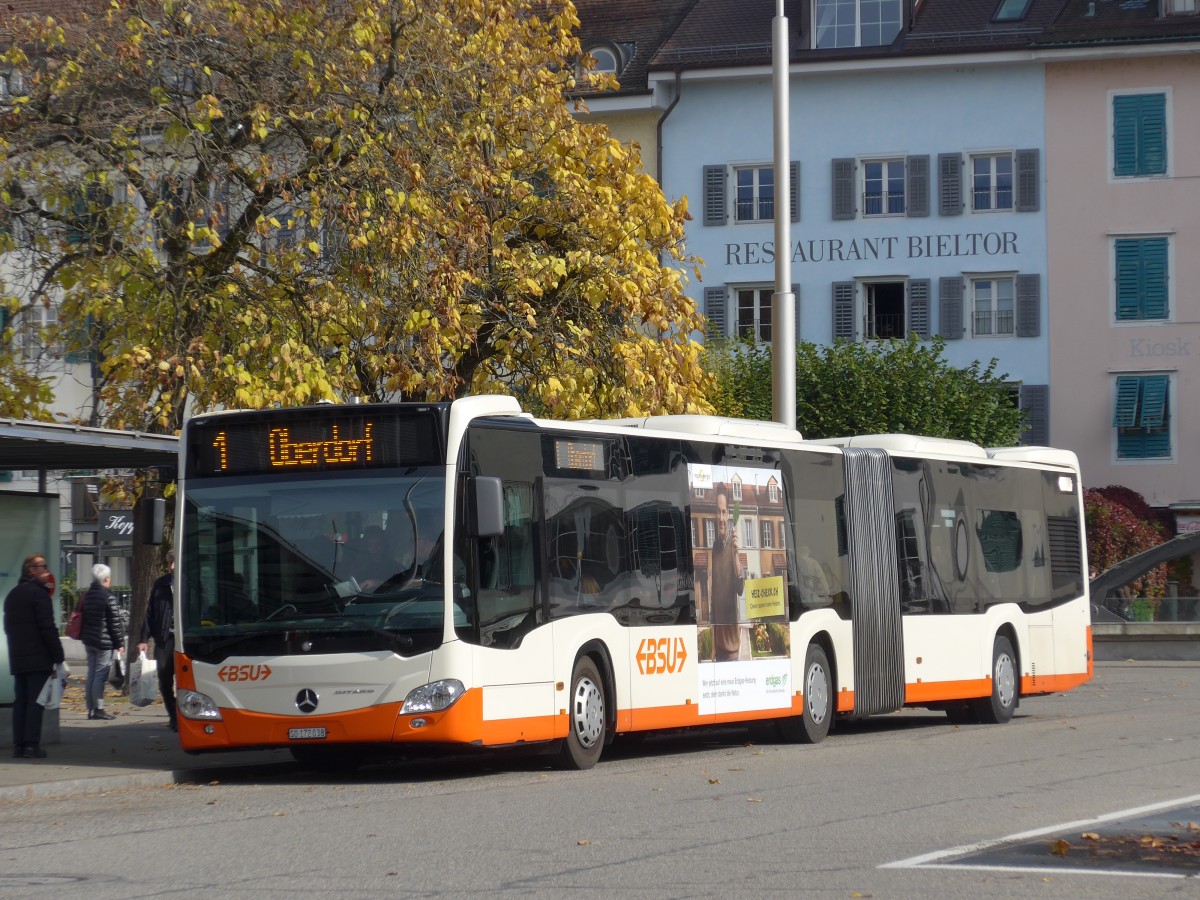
[689,463,792,716]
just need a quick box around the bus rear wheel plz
[972,635,1018,725]
[779,643,832,744]
[558,656,606,770]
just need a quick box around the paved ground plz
[1,695,291,803]
[1,641,288,803]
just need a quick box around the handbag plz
[65,604,83,640]
[130,650,158,707]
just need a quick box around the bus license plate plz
[289,728,327,740]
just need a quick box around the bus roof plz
[808,433,989,458]
[594,415,806,446]
[811,434,1079,470]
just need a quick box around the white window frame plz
[19,303,60,363]
[761,520,773,548]
[732,479,743,502]
[690,520,698,548]
[768,481,780,502]
[1163,0,1197,16]
[813,0,904,49]
[705,519,716,547]
[742,518,755,549]
[969,275,1016,337]
[862,158,905,217]
[733,285,773,343]
[734,164,775,223]
[588,46,619,75]
[970,152,1014,212]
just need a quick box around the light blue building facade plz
[654,58,1051,441]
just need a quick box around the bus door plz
[841,447,905,716]
[460,425,555,744]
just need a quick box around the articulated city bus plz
[174,396,1091,768]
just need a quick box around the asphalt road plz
[1,661,1198,899]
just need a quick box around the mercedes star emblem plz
[295,689,319,714]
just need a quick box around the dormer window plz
[993,0,1033,21]
[583,40,633,79]
[588,45,619,75]
[813,0,902,49]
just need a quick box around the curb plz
[0,771,179,803]
[0,762,291,804]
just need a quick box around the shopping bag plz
[36,663,70,709]
[130,650,158,707]
[109,646,127,688]
[65,607,83,640]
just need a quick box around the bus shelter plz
[0,419,178,718]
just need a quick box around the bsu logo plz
[635,637,688,675]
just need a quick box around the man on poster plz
[708,486,744,662]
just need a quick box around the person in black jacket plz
[4,553,64,758]
[81,563,124,720]
[138,549,176,731]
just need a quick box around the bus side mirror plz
[468,476,504,538]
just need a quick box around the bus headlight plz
[401,679,465,714]
[178,689,223,721]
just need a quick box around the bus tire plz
[779,643,832,744]
[558,656,606,770]
[972,635,1018,725]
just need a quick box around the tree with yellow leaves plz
[0,0,711,431]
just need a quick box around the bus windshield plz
[180,469,449,663]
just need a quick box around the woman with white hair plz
[81,563,125,720]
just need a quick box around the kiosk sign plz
[100,509,135,542]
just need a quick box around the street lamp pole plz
[771,0,796,429]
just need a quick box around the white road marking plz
[882,792,1200,878]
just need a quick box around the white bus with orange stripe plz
[175,396,1092,768]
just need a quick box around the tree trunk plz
[124,494,170,691]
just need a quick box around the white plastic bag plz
[36,662,70,709]
[109,646,127,688]
[130,650,158,707]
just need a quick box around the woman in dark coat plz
[3,553,64,758]
[81,563,124,720]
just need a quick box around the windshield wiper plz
[338,622,415,654]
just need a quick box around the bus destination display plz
[188,413,440,476]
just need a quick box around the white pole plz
[771,0,795,429]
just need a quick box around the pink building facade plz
[1046,49,1200,544]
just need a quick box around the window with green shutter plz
[1114,237,1168,321]
[1113,93,1166,178]
[1113,374,1171,459]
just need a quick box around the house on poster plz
[689,462,792,715]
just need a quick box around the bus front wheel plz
[779,643,832,744]
[559,656,606,770]
[972,635,1018,725]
